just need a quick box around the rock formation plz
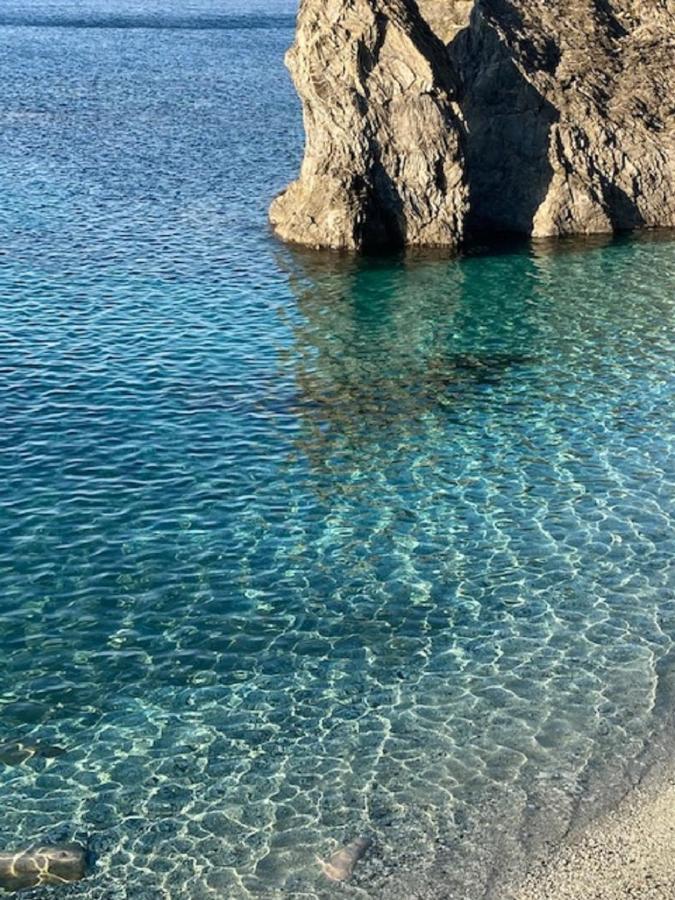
[269,0,469,251]
[271,0,675,250]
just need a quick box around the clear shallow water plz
[1,3,675,898]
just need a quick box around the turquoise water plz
[1,4,675,898]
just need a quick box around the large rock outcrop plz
[271,0,675,250]
[269,0,469,251]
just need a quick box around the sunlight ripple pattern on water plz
[1,3,675,898]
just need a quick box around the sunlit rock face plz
[269,0,469,251]
[271,0,674,251]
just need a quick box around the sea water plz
[1,3,674,898]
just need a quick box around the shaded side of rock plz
[269,0,468,251]
[451,0,675,238]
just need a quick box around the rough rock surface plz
[271,0,675,250]
[269,0,469,251]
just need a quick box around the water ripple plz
[1,5,675,899]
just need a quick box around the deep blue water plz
[1,3,675,898]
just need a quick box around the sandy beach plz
[512,767,675,900]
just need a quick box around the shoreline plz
[509,757,675,900]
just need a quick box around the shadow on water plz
[274,242,543,479]
[261,230,675,899]
[272,228,674,482]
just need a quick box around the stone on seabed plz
[0,844,86,892]
[319,835,373,881]
[270,0,675,251]
[0,742,66,766]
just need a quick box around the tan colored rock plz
[318,835,372,881]
[453,0,675,238]
[269,0,468,251]
[272,0,675,251]
[0,844,86,892]
[417,0,474,43]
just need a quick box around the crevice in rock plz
[450,10,559,237]
[358,156,408,251]
[592,0,630,39]
[601,179,646,230]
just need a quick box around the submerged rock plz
[272,0,674,250]
[0,844,86,892]
[319,835,372,881]
[0,742,66,766]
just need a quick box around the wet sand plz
[511,767,675,900]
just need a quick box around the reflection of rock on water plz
[293,348,534,428]
[277,247,539,472]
